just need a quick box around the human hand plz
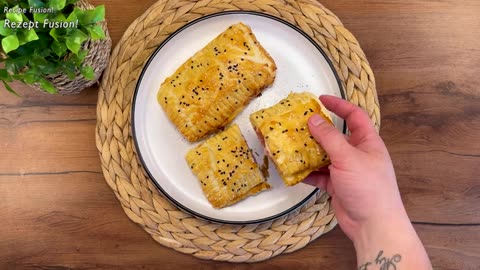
[305,95,431,269]
[305,95,406,241]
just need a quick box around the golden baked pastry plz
[250,92,333,186]
[158,22,277,142]
[185,124,270,208]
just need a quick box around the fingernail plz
[310,114,324,126]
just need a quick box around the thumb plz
[308,114,352,161]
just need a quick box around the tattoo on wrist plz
[358,250,402,270]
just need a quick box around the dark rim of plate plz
[131,11,347,225]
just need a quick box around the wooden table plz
[1,1,479,269]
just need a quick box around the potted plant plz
[0,0,111,95]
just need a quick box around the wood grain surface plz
[1,0,479,269]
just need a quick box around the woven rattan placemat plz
[95,0,379,262]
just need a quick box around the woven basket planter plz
[30,0,112,95]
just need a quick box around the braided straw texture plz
[31,0,112,95]
[96,0,379,263]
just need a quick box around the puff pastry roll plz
[158,23,277,142]
[185,124,270,208]
[250,92,334,186]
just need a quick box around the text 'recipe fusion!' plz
[3,6,79,30]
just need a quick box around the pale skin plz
[305,95,432,270]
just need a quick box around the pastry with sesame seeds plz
[250,92,334,186]
[185,124,270,208]
[158,23,277,142]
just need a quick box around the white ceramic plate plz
[132,11,345,224]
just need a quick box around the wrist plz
[352,211,432,270]
[353,209,413,263]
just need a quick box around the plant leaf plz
[38,77,58,94]
[80,65,94,80]
[77,5,105,25]
[48,0,67,11]
[52,13,67,22]
[2,80,20,96]
[5,56,28,73]
[66,12,78,23]
[21,74,39,84]
[33,13,49,24]
[0,69,11,81]
[71,49,88,65]
[49,28,64,42]
[6,8,23,23]
[0,20,15,36]
[92,5,105,23]
[31,57,57,74]
[2,35,19,53]
[86,24,105,40]
[17,28,39,45]
[29,0,45,8]
[65,28,88,54]
[61,61,76,79]
[51,40,67,57]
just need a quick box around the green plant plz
[0,0,106,94]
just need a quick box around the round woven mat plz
[96,0,379,263]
